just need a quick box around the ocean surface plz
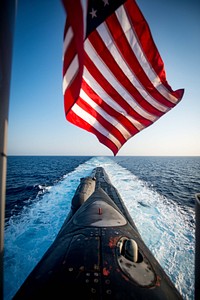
[4,156,199,299]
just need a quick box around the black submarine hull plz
[13,167,182,299]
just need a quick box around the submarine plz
[13,167,182,299]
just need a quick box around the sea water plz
[4,156,199,299]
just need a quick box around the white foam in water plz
[4,157,195,300]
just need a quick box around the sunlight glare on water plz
[4,157,194,300]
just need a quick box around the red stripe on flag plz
[81,79,140,136]
[124,1,184,101]
[87,28,167,116]
[84,52,153,127]
[62,26,76,77]
[104,13,176,108]
[125,1,168,87]
[66,109,119,155]
[75,98,127,144]
[62,0,85,113]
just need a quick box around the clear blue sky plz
[8,0,200,156]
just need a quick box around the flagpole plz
[195,193,200,300]
[0,0,16,297]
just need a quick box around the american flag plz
[62,0,184,155]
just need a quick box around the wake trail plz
[4,156,194,300]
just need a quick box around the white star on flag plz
[103,0,109,6]
[90,8,97,18]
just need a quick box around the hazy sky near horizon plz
[8,0,200,156]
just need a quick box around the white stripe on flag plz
[81,0,88,39]
[97,22,169,113]
[83,67,146,131]
[63,27,73,61]
[116,6,178,104]
[63,55,79,94]
[80,89,132,140]
[84,39,157,121]
[72,103,122,149]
